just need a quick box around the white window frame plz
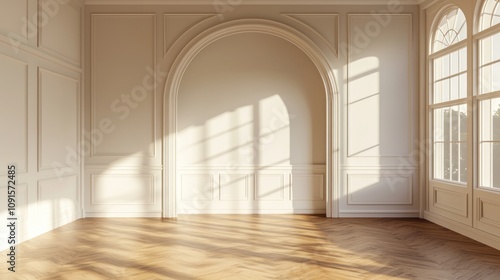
[475,0,500,191]
[429,7,469,187]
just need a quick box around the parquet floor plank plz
[1,215,500,279]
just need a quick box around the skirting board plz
[425,211,500,251]
[84,212,163,218]
[176,210,327,215]
[339,210,420,218]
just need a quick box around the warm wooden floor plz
[2,215,500,279]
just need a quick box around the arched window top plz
[479,0,500,32]
[433,7,467,53]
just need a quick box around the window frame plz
[474,0,500,191]
[429,6,469,187]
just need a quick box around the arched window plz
[433,8,467,53]
[430,7,468,184]
[477,0,500,190]
[479,0,500,31]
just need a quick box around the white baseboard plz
[84,212,163,218]
[424,211,500,251]
[176,209,327,215]
[339,210,420,218]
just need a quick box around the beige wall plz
[84,3,420,216]
[0,0,83,250]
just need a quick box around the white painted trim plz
[425,211,500,251]
[176,209,327,214]
[84,212,163,217]
[85,0,425,6]
[339,210,421,218]
[163,18,339,218]
[0,34,82,73]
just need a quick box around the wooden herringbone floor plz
[1,215,500,279]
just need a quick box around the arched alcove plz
[163,19,339,217]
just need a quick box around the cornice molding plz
[85,0,425,6]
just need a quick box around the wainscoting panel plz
[85,168,162,217]
[429,180,471,226]
[177,166,326,214]
[475,190,500,238]
[340,169,419,217]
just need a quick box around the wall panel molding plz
[37,175,79,212]
[346,173,413,205]
[38,0,83,66]
[346,14,414,160]
[163,13,217,56]
[90,174,156,205]
[90,13,157,158]
[0,54,29,174]
[85,169,162,215]
[38,67,79,171]
[282,13,339,56]
[0,0,29,44]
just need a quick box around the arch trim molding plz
[162,18,339,218]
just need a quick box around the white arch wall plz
[83,3,420,218]
[163,19,336,217]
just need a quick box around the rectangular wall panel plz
[347,14,412,158]
[433,187,468,217]
[91,174,155,205]
[292,174,324,201]
[38,0,82,64]
[220,174,249,201]
[38,176,78,213]
[176,167,325,214]
[256,174,285,201]
[0,55,28,174]
[476,195,500,238]
[0,0,28,42]
[38,68,79,171]
[180,174,214,201]
[347,173,412,205]
[90,14,156,157]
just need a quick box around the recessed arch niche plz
[163,19,339,217]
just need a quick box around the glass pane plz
[459,73,467,99]
[450,50,459,74]
[459,104,468,142]
[451,143,459,182]
[433,105,468,184]
[479,0,500,31]
[450,76,459,100]
[434,142,447,180]
[480,98,500,141]
[493,32,500,62]
[460,143,467,183]
[479,62,500,95]
[434,79,451,104]
[432,49,466,104]
[480,142,500,189]
[459,47,467,72]
[433,8,467,53]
